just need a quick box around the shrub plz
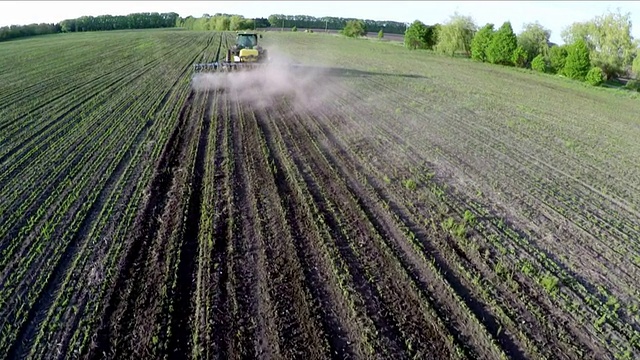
[341,20,366,38]
[633,55,640,79]
[470,23,495,62]
[548,45,569,74]
[434,13,476,57]
[517,22,551,63]
[563,39,591,80]
[404,20,436,49]
[624,79,640,91]
[291,26,297,32]
[378,29,384,39]
[486,21,518,65]
[585,67,605,86]
[531,54,547,72]
[511,45,528,68]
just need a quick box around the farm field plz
[1,29,640,359]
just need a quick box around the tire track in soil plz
[294,109,494,359]
[250,107,351,359]
[193,90,232,357]
[214,93,240,358]
[5,119,153,360]
[360,78,640,301]
[304,105,529,359]
[167,89,212,356]
[92,90,195,359]
[6,58,193,359]
[337,87,623,356]
[229,97,278,359]
[319,85,588,358]
[238,101,329,359]
[277,108,461,357]
[265,105,409,357]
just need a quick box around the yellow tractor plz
[193,32,268,73]
[225,32,268,65]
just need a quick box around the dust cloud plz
[191,51,338,114]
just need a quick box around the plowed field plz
[1,29,640,360]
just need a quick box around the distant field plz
[1,29,640,359]
[256,26,405,41]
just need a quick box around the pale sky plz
[2,1,639,44]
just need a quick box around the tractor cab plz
[235,33,258,50]
[225,32,267,64]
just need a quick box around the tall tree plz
[434,13,477,57]
[517,22,551,62]
[229,15,243,31]
[562,9,638,78]
[404,20,433,49]
[548,45,569,74]
[512,45,528,68]
[470,23,495,62]
[633,55,640,78]
[486,21,518,65]
[341,20,367,37]
[563,39,591,80]
[214,15,230,31]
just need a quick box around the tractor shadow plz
[292,65,429,80]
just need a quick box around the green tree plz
[240,19,255,30]
[633,55,640,78]
[486,21,518,65]
[434,13,477,57]
[548,45,569,74]
[193,17,208,31]
[341,19,366,37]
[404,20,429,49]
[292,26,297,32]
[512,45,528,67]
[563,39,591,80]
[378,29,384,39]
[229,15,243,31]
[562,9,638,78]
[431,23,441,46]
[517,22,551,62]
[214,15,230,31]
[470,23,494,62]
[585,67,605,85]
[531,54,547,72]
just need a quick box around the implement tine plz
[193,62,220,73]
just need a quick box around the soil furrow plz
[238,101,328,359]
[6,119,153,360]
[167,88,212,356]
[250,106,353,358]
[229,95,280,359]
[91,91,195,359]
[265,104,409,357]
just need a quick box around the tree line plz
[176,14,259,31]
[265,14,406,34]
[0,12,179,42]
[0,23,61,42]
[59,13,179,32]
[404,9,640,84]
[177,13,407,34]
[1,12,407,42]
